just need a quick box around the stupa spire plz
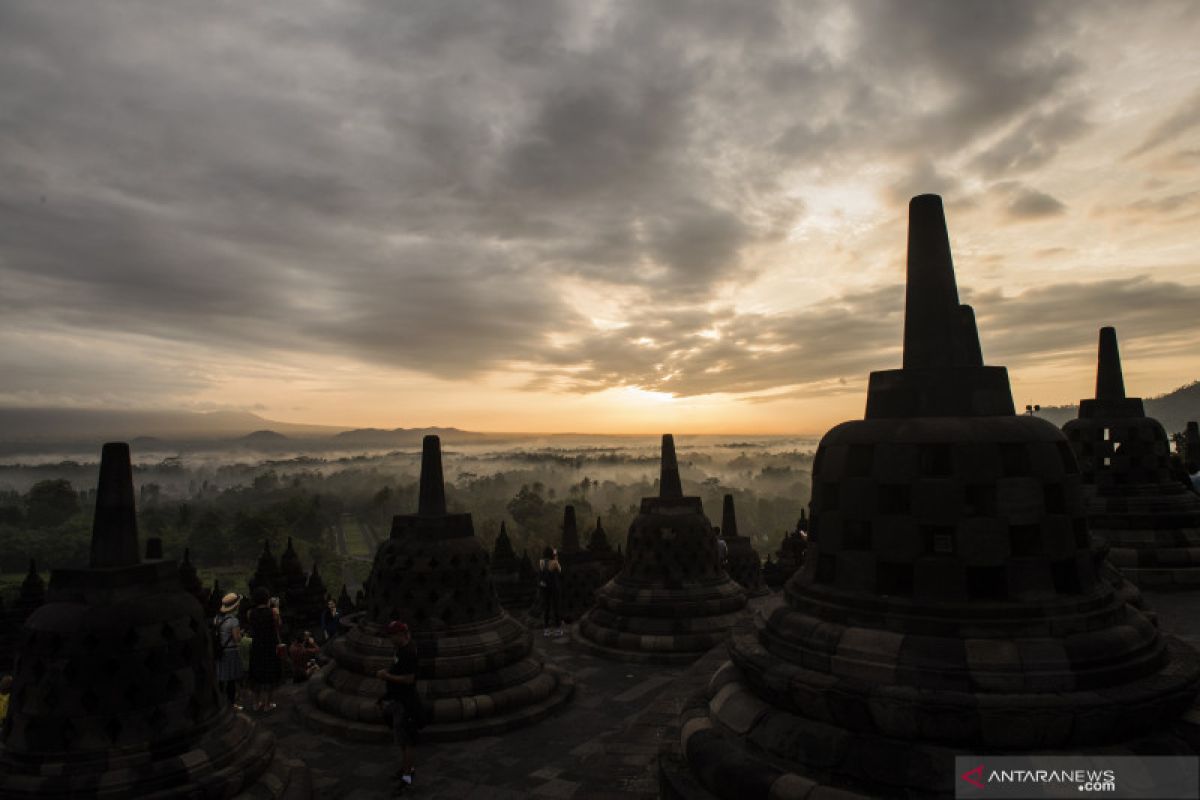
[89,442,140,569]
[562,505,580,553]
[1096,326,1126,401]
[418,435,447,515]
[659,434,683,499]
[721,494,739,539]
[903,194,965,369]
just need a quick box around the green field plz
[341,516,373,559]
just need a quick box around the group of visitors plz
[212,588,343,712]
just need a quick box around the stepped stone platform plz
[297,436,573,743]
[1064,327,1200,589]
[577,435,747,665]
[0,443,309,799]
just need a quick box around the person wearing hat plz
[213,592,244,710]
[376,620,422,792]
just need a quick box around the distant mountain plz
[0,408,346,444]
[332,426,490,446]
[1036,380,1200,433]
[239,429,290,443]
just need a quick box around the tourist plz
[213,592,244,710]
[289,631,322,682]
[0,674,12,722]
[715,528,729,570]
[247,587,283,712]
[538,546,563,637]
[376,620,422,792]
[320,598,341,641]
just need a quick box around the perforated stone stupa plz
[0,443,309,799]
[1063,327,1200,588]
[719,494,767,597]
[298,435,573,741]
[576,435,746,664]
[660,195,1200,799]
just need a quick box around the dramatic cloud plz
[0,1,1197,429]
[1006,188,1068,220]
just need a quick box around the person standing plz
[213,593,244,710]
[376,620,422,792]
[246,587,282,712]
[715,529,729,571]
[538,546,563,637]
[320,598,341,642]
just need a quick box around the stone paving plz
[249,590,1200,799]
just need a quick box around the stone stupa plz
[489,522,535,612]
[660,195,1200,799]
[719,494,767,597]
[298,435,573,741]
[0,443,309,798]
[1063,328,1200,588]
[528,506,613,625]
[576,435,747,663]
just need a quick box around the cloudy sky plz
[2,1,1199,434]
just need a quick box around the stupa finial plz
[418,435,447,515]
[659,434,683,499]
[721,494,739,538]
[1096,326,1126,401]
[903,194,967,369]
[89,442,141,569]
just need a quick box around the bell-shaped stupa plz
[1063,328,1200,588]
[660,195,1200,799]
[298,435,573,741]
[719,495,767,597]
[576,435,747,663]
[0,443,309,798]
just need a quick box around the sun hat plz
[384,620,409,635]
[219,592,241,614]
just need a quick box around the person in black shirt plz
[376,620,421,792]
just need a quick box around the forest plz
[0,437,816,601]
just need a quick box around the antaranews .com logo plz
[954,756,1197,799]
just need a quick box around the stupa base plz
[295,664,573,743]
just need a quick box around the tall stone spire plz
[1096,326,1126,401]
[561,505,580,553]
[721,494,739,539]
[866,194,1013,418]
[418,435,447,515]
[903,194,962,369]
[659,434,683,499]
[89,442,140,569]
